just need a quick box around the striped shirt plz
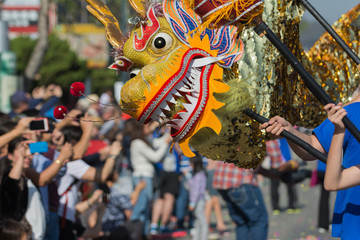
[212,161,258,190]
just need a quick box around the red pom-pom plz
[70,82,85,97]
[53,106,68,119]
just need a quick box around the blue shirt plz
[313,102,360,239]
[31,154,52,218]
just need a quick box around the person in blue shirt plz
[323,102,360,190]
[260,86,360,239]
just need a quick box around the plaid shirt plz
[266,139,284,169]
[212,161,258,190]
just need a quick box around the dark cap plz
[10,91,30,106]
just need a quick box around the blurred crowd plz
[0,84,329,240]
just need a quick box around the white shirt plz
[130,138,169,178]
[25,179,46,240]
[57,159,90,222]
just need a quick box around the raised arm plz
[323,103,360,191]
[8,142,27,180]
[75,189,103,214]
[81,141,122,183]
[259,116,325,161]
[26,143,73,187]
[73,114,94,160]
[0,117,33,149]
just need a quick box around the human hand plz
[137,180,147,190]
[52,85,63,98]
[91,189,104,202]
[259,116,293,138]
[13,141,27,162]
[58,142,73,163]
[14,117,34,135]
[288,160,299,170]
[188,206,194,212]
[58,109,82,127]
[324,103,347,131]
[79,113,94,132]
[32,86,46,99]
[109,141,122,156]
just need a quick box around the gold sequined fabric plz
[192,1,360,168]
[305,3,360,119]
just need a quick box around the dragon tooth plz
[183,81,192,89]
[160,107,171,117]
[177,87,193,93]
[166,100,175,109]
[150,114,160,123]
[182,102,196,114]
[167,120,181,130]
[186,95,198,105]
[177,110,191,120]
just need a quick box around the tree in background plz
[10,34,117,95]
[24,0,49,89]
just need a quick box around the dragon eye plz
[130,68,140,79]
[151,33,173,52]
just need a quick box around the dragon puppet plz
[85,0,360,168]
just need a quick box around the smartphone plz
[29,118,49,132]
[29,141,48,154]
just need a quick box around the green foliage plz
[90,68,119,94]
[38,35,87,87]
[10,34,87,88]
[9,36,36,74]
[10,34,120,95]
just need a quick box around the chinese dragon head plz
[86,0,360,168]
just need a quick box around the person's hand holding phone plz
[29,118,49,132]
[14,117,34,135]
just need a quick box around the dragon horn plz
[129,0,147,17]
[86,0,126,49]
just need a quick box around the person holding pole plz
[260,84,360,239]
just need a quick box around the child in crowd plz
[187,154,208,240]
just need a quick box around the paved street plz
[178,161,338,240]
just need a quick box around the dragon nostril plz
[129,68,141,79]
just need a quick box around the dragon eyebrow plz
[133,7,161,51]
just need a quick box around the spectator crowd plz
[0,85,326,240]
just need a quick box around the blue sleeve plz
[29,98,42,109]
[313,103,355,154]
[279,138,292,161]
[39,97,59,116]
[313,118,334,153]
[317,160,326,172]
